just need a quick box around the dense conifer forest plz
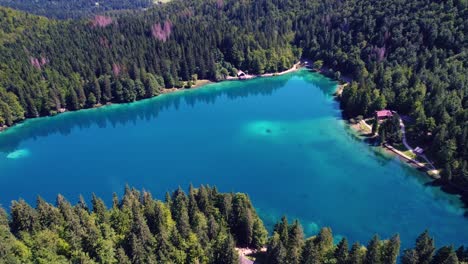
[0,0,156,19]
[0,0,466,217]
[0,186,467,263]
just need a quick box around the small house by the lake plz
[375,110,394,120]
[237,70,246,79]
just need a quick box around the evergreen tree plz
[211,233,239,264]
[372,117,379,135]
[415,231,435,264]
[286,220,304,264]
[10,199,39,235]
[315,227,334,254]
[402,249,419,264]
[103,75,112,102]
[334,237,349,264]
[431,246,459,264]
[171,187,190,239]
[301,238,322,264]
[349,242,365,264]
[266,232,286,264]
[365,235,382,264]
[92,78,102,104]
[382,234,400,264]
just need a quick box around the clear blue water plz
[0,70,466,249]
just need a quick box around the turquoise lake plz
[0,70,466,249]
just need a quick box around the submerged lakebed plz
[0,70,466,248]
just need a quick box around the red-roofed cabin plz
[375,110,394,120]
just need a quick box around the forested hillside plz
[0,0,156,19]
[0,0,466,196]
[1,187,467,263]
[294,0,467,189]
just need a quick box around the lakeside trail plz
[159,62,302,96]
[236,247,266,264]
[334,82,349,96]
[226,62,301,81]
[398,118,438,173]
[354,118,440,179]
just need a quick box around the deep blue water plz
[0,70,466,249]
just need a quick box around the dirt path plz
[236,247,266,264]
[227,62,301,81]
[390,118,439,177]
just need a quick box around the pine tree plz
[103,75,112,102]
[274,216,289,244]
[92,193,107,224]
[349,242,365,264]
[431,246,459,264]
[372,117,379,135]
[87,92,97,107]
[286,219,304,264]
[415,231,435,264]
[335,237,349,264]
[211,233,239,264]
[316,227,334,254]
[301,238,322,264]
[266,232,286,264]
[10,199,40,235]
[113,78,124,102]
[171,187,190,239]
[382,234,400,264]
[365,235,382,264]
[402,249,419,264]
[67,87,80,110]
[251,218,268,250]
[93,78,102,104]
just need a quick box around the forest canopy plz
[1,186,467,263]
[0,0,157,19]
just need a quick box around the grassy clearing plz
[394,143,417,159]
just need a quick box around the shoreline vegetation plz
[326,69,442,177]
[328,69,468,207]
[0,62,302,134]
[1,186,467,264]
[345,114,440,179]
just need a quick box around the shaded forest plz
[0,0,466,201]
[0,0,156,19]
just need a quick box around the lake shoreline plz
[0,63,302,135]
[329,72,468,209]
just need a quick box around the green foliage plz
[313,60,323,70]
[1,191,467,263]
[378,115,402,144]
[415,230,436,264]
[0,0,156,19]
[267,217,462,264]
[364,235,382,264]
[334,238,349,264]
[0,186,264,263]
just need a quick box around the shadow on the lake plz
[0,74,300,153]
